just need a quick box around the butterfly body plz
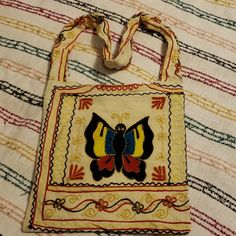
[113,124,126,172]
[85,113,154,181]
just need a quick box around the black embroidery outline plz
[27,227,190,235]
[183,93,188,181]
[48,94,64,185]
[61,96,77,184]
[29,86,57,229]
[49,181,187,187]
[48,88,184,186]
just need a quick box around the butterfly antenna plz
[111,113,121,123]
[121,112,130,123]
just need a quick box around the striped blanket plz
[0,0,235,235]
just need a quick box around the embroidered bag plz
[23,12,191,234]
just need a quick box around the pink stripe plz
[0,106,41,133]
[2,0,235,96]
[191,207,235,236]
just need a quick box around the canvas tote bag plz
[23,12,191,234]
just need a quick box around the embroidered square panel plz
[23,13,191,234]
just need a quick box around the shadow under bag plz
[23,12,191,234]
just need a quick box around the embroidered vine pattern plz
[44,195,189,214]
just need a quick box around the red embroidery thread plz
[69,164,84,180]
[152,166,166,181]
[151,97,165,109]
[78,98,93,110]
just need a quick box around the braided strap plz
[49,12,181,83]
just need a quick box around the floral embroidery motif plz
[52,198,65,210]
[44,196,189,214]
[95,199,109,211]
[132,201,144,214]
[163,196,177,208]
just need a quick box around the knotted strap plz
[49,12,181,83]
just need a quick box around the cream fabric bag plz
[23,12,191,234]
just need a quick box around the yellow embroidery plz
[206,0,236,8]
[154,208,169,219]
[111,112,130,123]
[169,94,186,183]
[0,132,36,162]
[119,209,136,219]
[93,122,108,156]
[103,194,119,202]
[44,209,56,218]
[132,125,145,157]
[82,208,98,218]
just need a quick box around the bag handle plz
[49,12,181,83]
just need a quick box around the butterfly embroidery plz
[84,113,154,181]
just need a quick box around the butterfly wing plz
[84,112,116,181]
[122,117,154,181]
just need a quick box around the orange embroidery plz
[175,62,181,75]
[152,166,166,181]
[151,97,165,109]
[163,196,177,208]
[69,164,84,180]
[78,98,93,110]
[95,199,109,211]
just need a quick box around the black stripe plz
[52,0,236,72]
[1,81,236,149]
[185,116,236,149]
[188,174,236,212]
[161,0,236,31]
[0,80,43,107]
[0,36,121,85]
[0,162,32,193]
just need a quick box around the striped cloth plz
[0,0,235,235]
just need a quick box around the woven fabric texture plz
[0,0,235,236]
